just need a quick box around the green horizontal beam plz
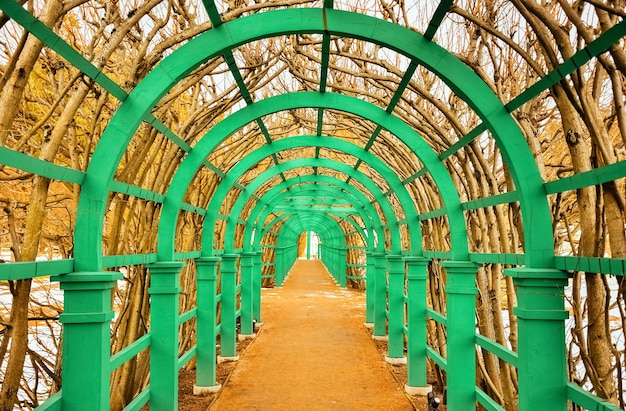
[180,202,207,216]
[178,308,197,324]
[0,146,85,184]
[469,253,526,266]
[0,0,127,100]
[174,251,202,260]
[178,345,197,370]
[424,0,454,41]
[110,333,151,371]
[461,191,518,211]
[506,20,626,113]
[402,167,428,185]
[544,160,626,194]
[109,181,166,203]
[427,308,447,326]
[0,259,74,280]
[423,250,452,259]
[102,253,158,268]
[566,383,623,411]
[475,334,518,367]
[426,346,447,371]
[418,207,447,221]
[476,387,505,411]
[438,123,488,161]
[555,256,626,276]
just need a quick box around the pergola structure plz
[0,1,624,410]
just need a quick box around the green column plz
[373,253,388,338]
[253,251,263,322]
[275,247,285,286]
[53,271,121,411]
[240,252,256,336]
[441,260,479,411]
[365,251,375,324]
[194,257,221,394]
[338,246,347,288]
[405,256,431,394]
[220,254,239,359]
[505,268,569,411]
[306,231,311,260]
[148,261,185,411]
[386,254,405,361]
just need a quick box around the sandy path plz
[209,259,415,410]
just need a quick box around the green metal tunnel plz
[0,1,624,410]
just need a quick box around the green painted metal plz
[147,261,185,410]
[162,132,425,260]
[195,257,221,390]
[386,255,405,359]
[239,252,256,335]
[0,146,85,184]
[219,159,399,252]
[405,257,430,389]
[506,268,569,411]
[50,272,122,411]
[79,7,550,270]
[424,0,455,41]
[2,4,624,411]
[441,261,480,410]
[372,253,388,337]
[0,259,75,281]
[219,254,239,358]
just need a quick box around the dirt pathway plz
[209,259,416,410]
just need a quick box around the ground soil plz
[175,259,446,410]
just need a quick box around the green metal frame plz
[0,2,624,411]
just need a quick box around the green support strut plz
[386,254,406,361]
[404,256,432,395]
[373,253,388,338]
[506,268,569,411]
[219,254,239,359]
[365,251,375,325]
[275,247,284,286]
[338,246,347,288]
[148,261,185,411]
[441,261,479,411]
[253,251,263,322]
[194,257,221,394]
[53,271,121,411]
[239,252,256,336]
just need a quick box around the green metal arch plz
[75,8,550,271]
[257,207,372,253]
[220,168,394,251]
[186,135,423,256]
[245,178,384,260]
[252,185,374,250]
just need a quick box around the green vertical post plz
[194,257,221,394]
[405,256,431,394]
[220,254,239,359]
[53,271,121,411]
[373,252,388,338]
[253,251,263,322]
[275,247,284,286]
[148,261,185,411]
[338,246,347,288]
[365,251,375,324]
[239,252,256,336]
[386,254,405,361]
[505,268,569,411]
[441,260,479,411]
[306,231,311,260]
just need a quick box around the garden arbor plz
[0,1,625,411]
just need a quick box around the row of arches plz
[0,2,624,410]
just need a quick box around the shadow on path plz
[209,259,416,410]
